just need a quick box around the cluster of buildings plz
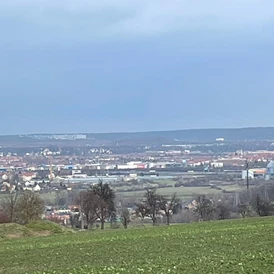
[0,149,274,172]
[0,148,274,190]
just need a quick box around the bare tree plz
[215,201,231,220]
[17,191,44,224]
[90,180,116,230]
[159,193,180,225]
[143,189,161,226]
[120,207,130,229]
[237,190,251,218]
[0,193,19,222]
[79,191,98,229]
[238,203,250,218]
[194,195,215,221]
[252,194,273,217]
[135,202,149,226]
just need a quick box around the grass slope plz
[26,220,74,235]
[0,221,73,240]
[0,223,33,240]
[0,218,274,273]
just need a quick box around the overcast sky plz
[1,0,274,134]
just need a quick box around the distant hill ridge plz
[86,127,274,142]
[2,127,274,142]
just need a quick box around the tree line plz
[1,180,274,229]
[72,181,274,230]
[70,180,181,229]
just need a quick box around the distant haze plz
[1,127,273,143]
[0,1,274,134]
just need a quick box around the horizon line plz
[1,126,274,137]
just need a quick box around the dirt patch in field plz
[7,234,24,239]
[33,231,52,237]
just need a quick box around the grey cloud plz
[0,0,274,47]
[107,0,274,34]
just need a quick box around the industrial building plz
[242,168,266,180]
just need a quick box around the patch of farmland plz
[0,217,274,273]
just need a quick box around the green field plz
[116,185,243,199]
[114,178,244,199]
[116,187,219,199]
[0,218,274,273]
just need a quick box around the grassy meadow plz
[115,184,244,199]
[0,217,274,273]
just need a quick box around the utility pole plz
[246,159,249,190]
[49,155,53,182]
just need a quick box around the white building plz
[211,162,224,168]
[242,170,254,179]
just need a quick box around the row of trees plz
[135,189,180,226]
[194,190,274,222]
[74,181,274,230]
[0,180,181,229]
[237,188,274,218]
[0,191,44,224]
[78,180,274,229]
[2,180,273,229]
[74,181,181,229]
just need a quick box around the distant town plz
[1,128,274,226]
